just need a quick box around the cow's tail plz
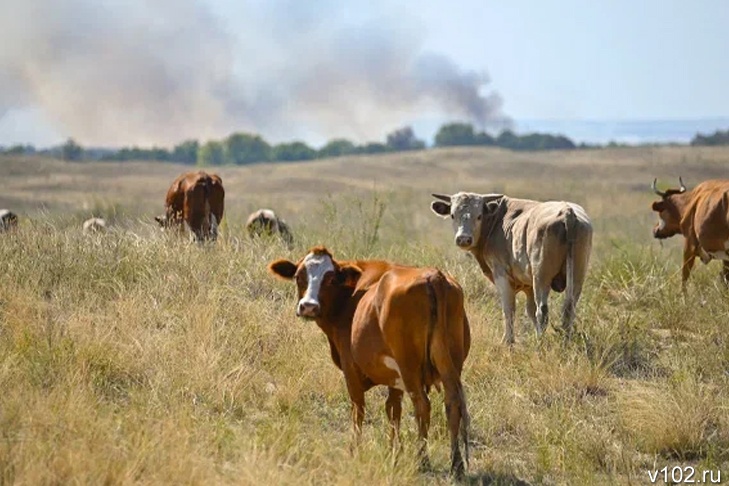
[425,273,470,471]
[200,177,213,240]
[564,205,577,332]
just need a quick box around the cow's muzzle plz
[455,234,473,248]
[297,299,320,318]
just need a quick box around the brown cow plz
[431,192,593,344]
[268,247,470,477]
[246,209,293,247]
[155,171,224,242]
[651,177,729,288]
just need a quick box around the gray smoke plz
[0,0,509,146]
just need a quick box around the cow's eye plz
[477,214,482,221]
[450,214,454,219]
[323,273,335,285]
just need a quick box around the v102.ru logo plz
[648,466,721,484]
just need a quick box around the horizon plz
[3,117,729,152]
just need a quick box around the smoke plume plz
[0,0,509,146]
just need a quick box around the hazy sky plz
[1,0,727,147]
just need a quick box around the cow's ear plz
[431,201,451,217]
[651,201,663,212]
[484,200,501,214]
[268,259,298,280]
[337,264,362,288]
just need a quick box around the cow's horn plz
[431,193,451,202]
[482,193,504,201]
[651,178,666,197]
[678,176,686,193]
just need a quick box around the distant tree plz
[272,141,317,162]
[197,141,225,166]
[358,142,390,155]
[434,123,477,147]
[474,131,496,146]
[691,129,729,146]
[318,138,357,158]
[4,144,29,155]
[385,126,426,151]
[224,132,271,165]
[495,130,575,151]
[172,140,199,164]
[495,129,519,149]
[62,138,83,161]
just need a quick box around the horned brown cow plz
[431,192,593,344]
[268,247,470,477]
[155,171,224,242]
[651,177,729,288]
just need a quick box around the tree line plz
[4,122,727,164]
[690,129,729,146]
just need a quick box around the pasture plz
[1,146,728,484]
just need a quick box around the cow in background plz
[83,217,107,234]
[431,191,593,344]
[651,177,729,288]
[0,209,18,232]
[269,247,470,478]
[155,171,224,242]
[246,209,293,247]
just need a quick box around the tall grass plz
[1,149,729,484]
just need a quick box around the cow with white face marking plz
[0,209,18,232]
[651,177,729,288]
[269,246,471,478]
[431,192,593,344]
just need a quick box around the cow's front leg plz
[494,275,516,344]
[385,387,403,454]
[342,368,366,452]
[681,245,697,292]
[722,261,729,287]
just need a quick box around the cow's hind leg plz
[400,370,431,470]
[429,337,468,479]
[385,387,403,453]
[525,291,539,335]
[532,280,550,337]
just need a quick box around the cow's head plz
[268,246,362,319]
[650,177,686,239]
[430,192,504,250]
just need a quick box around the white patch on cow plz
[299,252,335,308]
[383,357,406,391]
[456,212,472,239]
[656,218,666,231]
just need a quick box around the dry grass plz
[1,146,729,485]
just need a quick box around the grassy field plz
[1,146,728,485]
